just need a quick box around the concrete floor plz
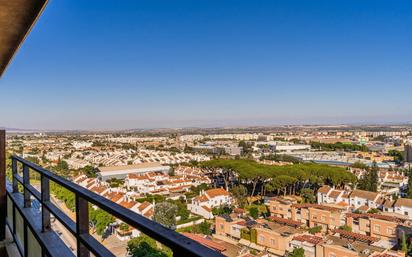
[0,226,20,257]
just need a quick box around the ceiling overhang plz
[0,0,48,77]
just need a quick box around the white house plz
[188,188,231,219]
[349,190,383,209]
[317,186,384,210]
[317,186,350,206]
[392,198,412,219]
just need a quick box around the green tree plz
[197,221,211,235]
[127,235,172,257]
[369,162,379,192]
[338,225,352,232]
[358,162,378,192]
[249,207,259,219]
[289,247,305,257]
[401,233,408,253]
[367,208,379,214]
[82,165,96,177]
[308,226,322,234]
[212,204,233,216]
[89,208,115,236]
[263,154,301,164]
[310,141,369,152]
[153,202,178,229]
[352,161,369,170]
[388,150,404,164]
[55,159,69,177]
[119,223,129,231]
[238,141,252,154]
[200,159,356,194]
[301,188,316,203]
[231,185,248,208]
[107,178,124,188]
[406,166,412,198]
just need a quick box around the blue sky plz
[1,0,411,130]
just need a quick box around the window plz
[220,224,224,230]
[387,228,394,234]
[270,239,276,245]
[259,235,265,242]
[374,224,380,232]
[329,253,336,257]
[321,215,326,221]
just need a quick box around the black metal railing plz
[4,154,224,257]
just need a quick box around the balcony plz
[0,130,223,257]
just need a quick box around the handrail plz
[9,155,224,257]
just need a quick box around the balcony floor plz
[0,226,20,257]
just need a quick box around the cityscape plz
[1,1,412,257]
[2,125,412,257]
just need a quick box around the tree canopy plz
[310,141,369,152]
[289,247,305,257]
[200,159,356,187]
[357,162,378,192]
[127,235,172,257]
[153,202,178,230]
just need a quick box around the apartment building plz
[215,215,304,256]
[188,188,231,219]
[346,213,401,241]
[291,204,346,232]
[254,222,301,256]
[215,215,247,240]
[290,234,323,257]
[316,235,403,257]
[268,197,299,219]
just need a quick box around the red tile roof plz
[268,216,304,227]
[181,233,226,252]
[292,203,341,212]
[138,201,151,212]
[329,190,342,198]
[119,200,138,209]
[333,229,379,243]
[318,185,331,194]
[293,234,323,245]
[346,213,405,223]
[205,188,229,198]
[90,186,107,194]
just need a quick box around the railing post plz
[23,165,31,208]
[0,130,6,241]
[41,175,51,232]
[12,158,18,193]
[76,194,90,257]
